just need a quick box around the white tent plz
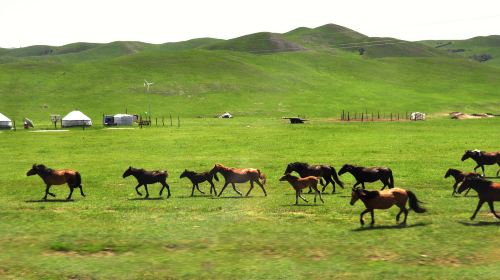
[62,110,92,127]
[0,112,12,129]
[113,114,133,126]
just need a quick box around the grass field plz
[1,117,499,279]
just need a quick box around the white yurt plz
[62,110,92,127]
[0,112,13,129]
[113,114,133,126]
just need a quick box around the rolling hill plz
[0,24,498,124]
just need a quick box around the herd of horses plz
[26,149,500,226]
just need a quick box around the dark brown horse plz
[280,174,324,205]
[339,164,394,190]
[122,166,171,198]
[26,164,85,200]
[283,162,344,193]
[444,168,481,196]
[180,169,219,196]
[457,177,500,220]
[210,163,267,197]
[350,187,426,226]
[461,150,500,177]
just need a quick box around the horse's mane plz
[356,188,379,199]
[290,162,309,168]
[36,164,53,175]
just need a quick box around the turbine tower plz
[144,79,154,92]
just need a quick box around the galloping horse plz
[283,162,344,193]
[457,177,500,220]
[461,150,500,177]
[350,187,426,226]
[280,173,324,205]
[444,168,481,196]
[180,169,219,196]
[26,164,85,200]
[210,163,267,197]
[339,164,394,190]
[122,166,171,198]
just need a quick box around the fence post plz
[155,118,158,126]
[177,116,180,128]
[390,113,393,121]
[347,112,350,121]
[361,113,364,122]
[170,114,173,126]
[162,116,165,126]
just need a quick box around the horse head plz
[284,162,308,175]
[462,150,481,161]
[444,168,453,178]
[122,166,133,178]
[350,187,364,205]
[26,164,38,176]
[338,164,354,176]
[179,169,188,178]
[279,173,295,182]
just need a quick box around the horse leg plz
[321,179,330,193]
[328,178,336,194]
[402,208,409,225]
[231,183,242,196]
[473,164,480,172]
[481,165,485,177]
[464,187,472,197]
[79,186,85,197]
[196,184,205,194]
[396,208,404,222]
[191,184,196,197]
[486,201,500,219]
[298,190,308,203]
[43,185,53,200]
[452,182,459,196]
[369,209,375,227]
[246,181,254,196]
[218,182,229,197]
[353,181,361,189]
[380,178,389,190]
[470,200,485,220]
[209,180,217,196]
[135,184,143,196]
[359,209,370,226]
[362,182,366,190]
[254,179,267,196]
[67,186,74,200]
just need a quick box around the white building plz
[0,112,13,129]
[62,111,92,127]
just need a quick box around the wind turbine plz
[144,79,154,92]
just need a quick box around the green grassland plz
[0,118,499,279]
[0,23,499,279]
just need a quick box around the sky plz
[0,0,499,48]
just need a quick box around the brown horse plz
[350,187,426,226]
[280,174,324,205]
[180,169,219,196]
[461,150,500,177]
[26,164,85,200]
[210,163,267,197]
[444,168,482,196]
[457,177,500,220]
[122,166,171,198]
[339,164,394,190]
[283,162,344,193]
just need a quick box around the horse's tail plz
[330,166,344,188]
[407,190,426,213]
[75,172,82,187]
[258,170,266,185]
[388,169,394,189]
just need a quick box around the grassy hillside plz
[420,36,500,68]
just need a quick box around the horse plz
[180,169,219,196]
[457,177,500,220]
[444,168,482,196]
[283,162,344,193]
[122,166,171,198]
[26,164,85,200]
[339,164,394,190]
[350,187,426,226]
[280,173,324,205]
[210,163,267,197]
[461,150,500,177]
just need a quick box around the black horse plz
[444,168,481,196]
[122,166,171,198]
[461,150,500,177]
[338,164,394,190]
[283,162,344,193]
[180,169,219,196]
[457,177,500,220]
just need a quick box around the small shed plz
[0,112,12,129]
[104,114,133,126]
[410,112,426,121]
[62,111,92,127]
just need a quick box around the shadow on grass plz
[211,196,253,199]
[280,204,323,207]
[458,221,500,227]
[352,222,428,232]
[176,194,215,199]
[127,197,165,201]
[25,199,75,203]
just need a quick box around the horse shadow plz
[127,197,164,201]
[211,196,253,199]
[352,222,428,231]
[25,199,75,203]
[280,204,323,207]
[458,221,500,227]
[177,194,215,199]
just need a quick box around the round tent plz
[62,111,92,127]
[0,112,12,129]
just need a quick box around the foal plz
[122,166,171,198]
[180,169,219,196]
[339,164,394,190]
[444,168,481,196]
[26,164,85,200]
[283,162,344,193]
[350,187,426,226]
[457,177,500,220]
[461,150,500,177]
[280,173,324,205]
